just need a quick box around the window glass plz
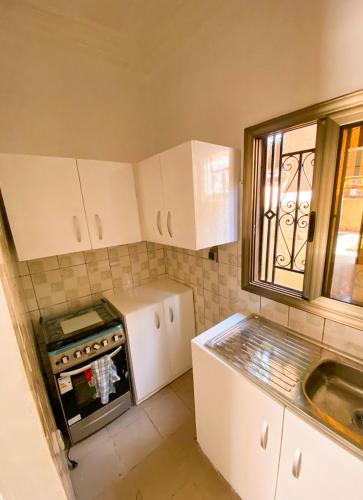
[258,124,317,293]
[324,122,363,306]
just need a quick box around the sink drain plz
[352,409,363,429]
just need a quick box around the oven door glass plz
[56,345,130,426]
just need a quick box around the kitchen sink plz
[303,360,363,441]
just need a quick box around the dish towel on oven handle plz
[90,355,120,404]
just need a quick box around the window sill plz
[244,283,363,331]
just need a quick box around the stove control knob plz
[113,334,120,342]
[93,343,100,350]
[102,339,108,347]
[61,356,69,365]
[84,346,91,354]
[74,350,82,359]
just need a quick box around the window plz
[253,124,316,295]
[242,90,363,327]
[324,122,363,307]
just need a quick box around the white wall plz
[0,1,154,162]
[147,0,363,153]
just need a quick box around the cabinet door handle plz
[169,306,174,323]
[260,421,268,450]
[95,214,103,240]
[292,448,302,478]
[167,211,173,237]
[73,216,82,242]
[157,210,163,236]
[154,312,160,329]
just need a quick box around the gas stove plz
[42,300,126,374]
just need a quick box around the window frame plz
[242,89,363,330]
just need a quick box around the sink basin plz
[304,360,363,441]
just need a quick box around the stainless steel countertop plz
[206,315,363,460]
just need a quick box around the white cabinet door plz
[163,291,195,378]
[160,143,197,249]
[77,159,141,249]
[125,303,172,403]
[135,155,165,244]
[193,344,284,500]
[276,409,363,500]
[0,154,91,260]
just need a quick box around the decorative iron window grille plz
[258,128,315,293]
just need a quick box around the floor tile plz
[127,441,187,500]
[71,371,240,500]
[110,408,163,473]
[94,474,138,500]
[70,429,124,500]
[142,387,192,438]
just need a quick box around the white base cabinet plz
[192,314,363,500]
[193,327,284,500]
[276,410,363,500]
[104,278,195,403]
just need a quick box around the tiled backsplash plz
[18,238,363,363]
[18,241,167,371]
[165,243,363,361]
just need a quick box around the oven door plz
[55,344,130,428]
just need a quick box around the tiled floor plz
[70,370,239,500]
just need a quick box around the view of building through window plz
[259,124,317,292]
[325,122,363,306]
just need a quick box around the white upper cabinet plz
[77,159,141,249]
[134,154,165,244]
[160,142,197,248]
[136,140,240,250]
[0,154,91,260]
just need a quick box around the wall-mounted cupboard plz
[135,140,240,250]
[0,155,141,260]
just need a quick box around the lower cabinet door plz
[163,291,195,378]
[126,303,171,403]
[276,409,363,500]
[192,344,284,500]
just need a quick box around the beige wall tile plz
[28,255,59,273]
[84,248,109,264]
[17,260,29,276]
[128,241,148,258]
[130,251,150,285]
[237,289,260,316]
[260,297,288,326]
[218,242,237,266]
[202,259,219,294]
[108,245,129,266]
[19,275,38,311]
[58,251,85,268]
[204,290,220,323]
[60,264,91,300]
[324,320,363,360]
[148,249,166,278]
[218,263,237,301]
[86,259,113,293]
[110,255,133,289]
[289,307,324,342]
[32,269,66,308]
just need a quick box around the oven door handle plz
[59,345,123,378]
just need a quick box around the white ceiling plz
[13,0,227,74]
